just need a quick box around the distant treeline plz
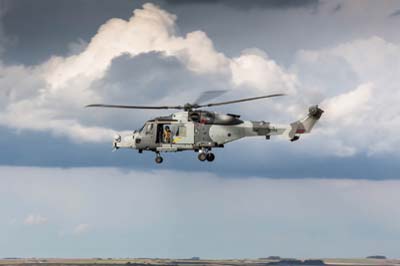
[266,259,325,266]
[366,255,387,259]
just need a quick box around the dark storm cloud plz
[0,0,321,65]
[2,125,400,180]
[0,0,147,64]
[0,0,12,54]
[85,52,229,130]
[164,0,320,9]
[95,52,225,103]
[0,2,7,15]
[389,8,400,17]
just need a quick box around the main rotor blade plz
[85,104,183,110]
[193,90,228,105]
[197,93,286,108]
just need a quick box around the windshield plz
[138,124,145,132]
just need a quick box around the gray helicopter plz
[86,91,323,163]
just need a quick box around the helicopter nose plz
[114,134,122,142]
[112,134,122,150]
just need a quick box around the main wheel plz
[198,153,207,161]
[155,156,163,164]
[206,153,215,162]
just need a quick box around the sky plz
[1,0,400,259]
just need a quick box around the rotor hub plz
[183,103,200,111]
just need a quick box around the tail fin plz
[287,105,324,141]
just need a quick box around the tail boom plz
[263,105,324,142]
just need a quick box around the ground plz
[0,257,399,266]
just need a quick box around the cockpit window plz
[145,123,153,134]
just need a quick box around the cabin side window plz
[176,126,187,137]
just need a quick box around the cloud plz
[1,3,400,159]
[322,82,373,125]
[24,214,48,225]
[230,49,297,94]
[73,223,90,235]
[292,36,400,156]
[0,3,295,143]
[41,3,227,87]
[1,166,400,257]
[87,52,231,130]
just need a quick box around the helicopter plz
[86,91,323,164]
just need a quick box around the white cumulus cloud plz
[230,49,298,94]
[293,36,400,156]
[0,3,295,143]
[1,3,400,158]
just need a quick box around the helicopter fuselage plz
[113,106,323,163]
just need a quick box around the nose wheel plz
[155,153,163,164]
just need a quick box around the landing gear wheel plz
[198,153,207,161]
[155,155,163,164]
[206,153,215,162]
